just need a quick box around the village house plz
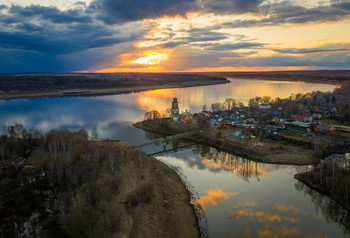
[317,123,335,132]
[259,104,271,109]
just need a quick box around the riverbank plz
[112,142,200,237]
[203,70,350,85]
[1,131,200,237]
[294,153,350,213]
[295,173,350,212]
[0,80,228,100]
[0,73,228,100]
[134,119,319,165]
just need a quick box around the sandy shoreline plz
[0,79,228,100]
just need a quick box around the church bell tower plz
[171,98,179,116]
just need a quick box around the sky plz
[0,0,349,73]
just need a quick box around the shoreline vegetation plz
[0,70,349,100]
[134,119,319,165]
[0,73,228,100]
[204,70,350,85]
[294,153,350,213]
[0,127,200,237]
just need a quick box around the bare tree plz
[223,98,236,110]
[91,127,98,141]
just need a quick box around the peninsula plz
[0,127,200,237]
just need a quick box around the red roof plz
[296,115,307,121]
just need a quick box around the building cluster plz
[169,90,350,143]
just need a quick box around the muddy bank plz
[294,153,350,212]
[134,119,319,165]
[295,173,350,211]
[119,147,200,237]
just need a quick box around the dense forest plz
[0,73,227,92]
[205,70,350,83]
[0,125,199,238]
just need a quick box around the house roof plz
[296,115,307,121]
[318,123,333,131]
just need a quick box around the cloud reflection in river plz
[196,188,237,209]
[200,149,277,181]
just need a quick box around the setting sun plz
[129,52,168,65]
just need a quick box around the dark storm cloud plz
[222,1,350,28]
[9,5,92,24]
[0,23,138,54]
[0,4,144,72]
[153,30,230,48]
[90,0,197,24]
[0,4,8,10]
[202,0,263,14]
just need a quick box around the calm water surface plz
[1,79,348,237]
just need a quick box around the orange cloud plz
[227,201,300,224]
[237,201,258,208]
[227,210,283,223]
[227,210,253,219]
[275,203,307,215]
[196,188,237,209]
[283,217,300,223]
[258,224,299,238]
[313,211,323,220]
[255,212,282,223]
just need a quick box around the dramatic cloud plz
[222,1,350,28]
[0,0,349,72]
[9,5,93,23]
[0,4,144,72]
[202,0,263,14]
[196,188,237,208]
[275,44,350,54]
[90,0,197,24]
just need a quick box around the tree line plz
[0,125,149,238]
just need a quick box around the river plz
[1,78,348,237]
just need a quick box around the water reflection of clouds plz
[258,224,299,238]
[275,203,307,215]
[197,188,237,209]
[226,200,305,237]
[228,200,304,225]
[201,150,277,181]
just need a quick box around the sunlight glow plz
[129,52,168,65]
